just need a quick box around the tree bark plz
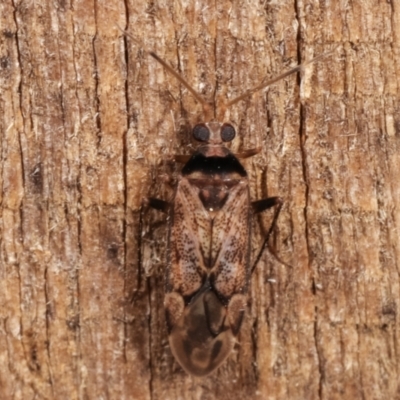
[1,0,399,399]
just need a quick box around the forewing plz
[210,181,250,299]
[168,178,211,297]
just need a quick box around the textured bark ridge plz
[1,1,399,399]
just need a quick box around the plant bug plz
[144,47,337,377]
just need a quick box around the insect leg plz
[148,198,170,213]
[251,197,287,273]
[172,155,191,164]
[252,197,282,214]
[234,147,262,159]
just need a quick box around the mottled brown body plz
[147,118,284,377]
[164,137,252,376]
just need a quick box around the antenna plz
[215,45,339,120]
[149,52,213,120]
[118,26,339,122]
[116,24,213,119]
[225,47,338,108]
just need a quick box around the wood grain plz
[0,0,399,399]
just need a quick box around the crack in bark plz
[44,264,55,397]
[251,318,260,382]
[293,0,323,398]
[70,16,84,398]
[92,0,102,147]
[121,0,130,368]
[313,302,324,399]
[147,278,154,400]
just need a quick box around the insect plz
[145,48,336,376]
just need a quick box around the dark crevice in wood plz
[251,318,260,383]
[121,0,130,366]
[44,265,55,396]
[294,0,323,398]
[147,277,154,400]
[313,304,324,400]
[10,0,26,197]
[92,0,102,147]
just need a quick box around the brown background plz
[1,0,400,399]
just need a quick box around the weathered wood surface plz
[1,1,399,399]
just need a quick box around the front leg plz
[234,147,262,159]
[147,197,170,213]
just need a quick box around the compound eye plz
[192,124,210,142]
[220,123,236,142]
